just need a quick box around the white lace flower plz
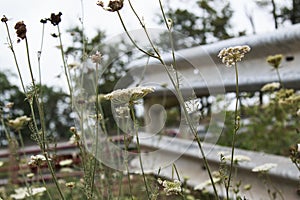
[28,155,49,167]
[223,154,251,163]
[59,159,73,167]
[10,187,46,200]
[260,82,280,92]
[104,86,155,104]
[161,179,182,196]
[252,163,277,172]
[7,115,31,130]
[218,45,251,67]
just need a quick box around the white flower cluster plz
[104,86,155,104]
[7,115,31,130]
[222,154,251,163]
[218,45,251,67]
[260,82,281,92]
[10,187,46,200]
[90,51,102,64]
[157,178,182,196]
[252,163,277,173]
[28,154,49,167]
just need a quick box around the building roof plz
[128,24,300,97]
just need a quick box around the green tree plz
[158,0,233,49]
[256,0,300,29]
[0,71,73,145]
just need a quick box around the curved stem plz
[57,25,73,105]
[38,167,53,200]
[226,62,240,199]
[129,104,150,199]
[3,21,26,93]
[275,68,284,88]
[90,62,100,198]
[116,11,159,59]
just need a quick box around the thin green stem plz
[3,21,26,93]
[226,62,240,199]
[122,118,134,200]
[116,11,159,59]
[275,68,284,88]
[38,23,45,86]
[129,104,150,199]
[38,167,53,200]
[90,62,100,198]
[265,174,284,200]
[26,35,66,200]
[158,0,181,96]
[17,130,34,200]
[57,25,73,104]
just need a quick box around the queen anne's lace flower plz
[252,163,277,172]
[59,159,73,167]
[266,54,283,69]
[8,116,31,131]
[223,154,251,163]
[218,45,251,67]
[260,82,280,92]
[28,155,49,167]
[157,179,181,196]
[104,86,155,104]
[10,187,46,200]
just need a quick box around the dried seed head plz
[50,12,62,26]
[14,21,27,40]
[1,15,8,23]
[97,0,124,12]
[40,18,48,24]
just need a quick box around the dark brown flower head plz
[51,33,58,38]
[50,12,62,26]
[40,18,48,24]
[1,15,8,23]
[14,21,27,40]
[97,0,124,12]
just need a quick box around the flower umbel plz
[158,179,182,196]
[260,82,281,92]
[266,54,283,69]
[104,86,155,104]
[90,51,102,63]
[252,163,277,173]
[10,187,46,200]
[218,45,251,67]
[7,115,31,131]
[28,154,50,167]
[222,154,251,164]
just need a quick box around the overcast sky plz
[0,0,287,90]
